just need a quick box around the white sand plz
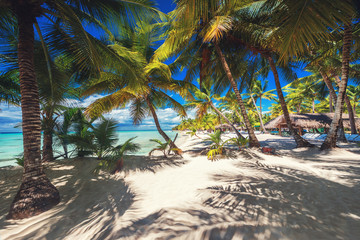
[1,133,360,239]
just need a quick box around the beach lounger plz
[302,133,311,139]
[313,134,326,141]
[353,135,360,142]
[308,133,320,140]
[316,134,327,141]
[347,134,360,142]
[303,133,315,139]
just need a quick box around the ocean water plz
[0,130,177,167]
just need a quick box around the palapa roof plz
[264,113,360,129]
[215,123,233,129]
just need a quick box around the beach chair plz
[348,134,360,142]
[304,133,315,139]
[345,134,352,141]
[353,135,360,142]
[302,133,311,139]
[316,134,327,141]
[309,133,320,140]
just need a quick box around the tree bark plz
[215,45,260,147]
[319,71,346,141]
[42,127,54,162]
[209,101,244,139]
[334,75,357,134]
[321,23,352,150]
[329,96,333,113]
[267,55,313,147]
[145,96,180,153]
[8,4,60,220]
[250,94,268,133]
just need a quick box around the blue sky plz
[0,0,312,132]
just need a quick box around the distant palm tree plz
[186,83,245,139]
[348,85,360,116]
[84,25,189,151]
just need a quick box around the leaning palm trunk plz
[215,45,260,148]
[145,97,179,152]
[266,55,313,147]
[320,72,347,141]
[249,94,268,133]
[334,75,357,134]
[209,101,245,139]
[321,24,352,150]
[8,7,60,220]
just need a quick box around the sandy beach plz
[1,133,360,239]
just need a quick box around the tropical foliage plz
[1,0,360,219]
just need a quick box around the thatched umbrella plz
[215,124,233,131]
[265,113,360,135]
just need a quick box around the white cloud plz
[0,95,190,132]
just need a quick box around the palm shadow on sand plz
[0,155,187,239]
[106,152,360,239]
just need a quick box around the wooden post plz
[279,126,282,136]
[298,127,302,136]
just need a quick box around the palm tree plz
[0,70,20,106]
[185,83,245,139]
[1,0,157,220]
[253,0,355,148]
[321,24,353,149]
[155,0,261,147]
[84,25,188,152]
[348,85,360,116]
[218,92,246,129]
[250,80,276,118]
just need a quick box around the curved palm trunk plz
[321,24,352,150]
[320,72,347,141]
[8,6,60,220]
[334,75,357,134]
[215,45,260,147]
[250,94,268,133]
[209,101,244,139]
[267,55,313,147]
[145,97,179,152]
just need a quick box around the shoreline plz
[1,132,359,239]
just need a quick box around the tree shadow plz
[0,159,131,239]
[104,152,360,239]
[200,160,360,239]
[122,155,188,174]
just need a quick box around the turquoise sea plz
[0,130,177,167]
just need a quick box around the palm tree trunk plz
[321,23,352,150]
[7,6,60,220]
[320,71,347,140]
[259,96,263,117]
[215,45,260,147]
[42,128,54,162]
[329,96,333,113]
[209,101,244,139]
[266,55,313,147]
[145,96,179,152]
[334,75,357,134]
[250,94,268,133]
